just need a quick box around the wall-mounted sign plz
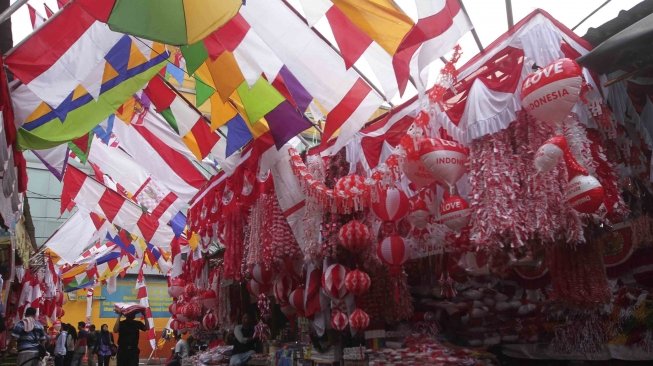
[99,276,171,318]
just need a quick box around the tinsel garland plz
[221,206,246,281]
[545,238,611,306]
[254,294,271,342]
[302,155,326,263]
[262,194,303,269]
[243,196,265,270]
[549,309,614,354]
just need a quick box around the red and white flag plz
[136,264,156,350]
[27,4,46,29]
[85,288,94,322]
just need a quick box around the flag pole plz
[0,0,28,26]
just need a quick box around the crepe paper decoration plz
[105,0,241,45]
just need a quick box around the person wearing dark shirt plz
[229,314,257,366]
[94,324,115,366]
[86,325,97,366]
[113,311,148,366]
[11,307,46,366]
[71,322,88,366]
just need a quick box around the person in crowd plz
[113,311,149,366]
[64,324,77,366]
[53,323,70,366]
[86,325,97,366]
[70,322,88,366]
[94,324,114,366]
[47,321,62,355]
[229,314,258,366]
[166,332,189,366]
[11,307,46,366]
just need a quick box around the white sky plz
[8,0,645,106]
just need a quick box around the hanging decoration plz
[408,197,431,230]
[563,148,605,214]
[246,279,270,297]
[420,138,469,189]
[344,269,371,296]
[254,294,271,342]
[288,288,306,317]
[251,263,273,285]
[338,220,371,253]
[273,275,294,306]
[349,308,370,333]
[371,186,410,222]
[331,310,349,331]
[520,58,583,125]
[438,192,471,231]
[322,264,348,300]
[202,311,218,330]
[377,236,409,271]
[534,135,568,174]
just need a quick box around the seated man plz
[229,314,258,366]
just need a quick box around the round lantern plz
[252,263,273,285]
[372,186,410,221]
[338,220,371,252]
[520,58,583,125]
[247,279,271,297]
[184,283,198,298]
[349,309,370,333]
[401,157,438,188]
[565,174,605,214]
[288,288,305,316]
[168,278,186,298]
[331,310,349,331]
[439,193,471,231]
[345,269,371,296]
[408,198,431,229]
[202,311,218,330]
[420,138,468,188]
[273,275,294,305]
[199,289,218,309]
[377,236,409,268]
[334,174,369,210]
[322,264,348,300]
[534,135,568,173]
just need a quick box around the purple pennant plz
[279,66,313,113]
[265,101,313,149]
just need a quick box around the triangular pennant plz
[194,77,214,107]
[225,115,253,156]
[68,132,93,164]
[180,42,209,75]
[127,41,149,70]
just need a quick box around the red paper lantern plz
[439,193,471,231]
[521,58,583,125]
[288,288,305,316]
[338,220,371,252]
[252,263,273,285]
[202,311,218,330]
[420,138,468,188]
[534,135,568,173]
[345,269,371,296]
[334,175,368,198]
[377,236,409,267]
[247,279,271,297]
[349,308,370,333]
[322,264,348,300]
[184,283,198,298]
[168,278,186,298]
[273,275,293,305]
[372,186,410,221]
[331,310,348,331]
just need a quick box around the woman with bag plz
[94,324,115,366]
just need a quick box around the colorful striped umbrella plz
[106,0,242,45]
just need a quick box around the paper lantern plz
[202,312,218,330]
[402,157,438,188]
[349,309,370,333]
[184,283,198,298]
[377,236,409,267]
[420,138,468,187]
[372,186,410,221]
[168,278,186,298]
[345,269,371,296]
[322,264,348,300]
[199,289,218,309]
[334,175,368,198]
[247,279,271,297]
[439,193,471,231]
[288,288,305,316]
[252,263,273,285]
[331,310,348,331]
[521,58,583,125]
[338,220,371,252]
[534,135,568,173]
[273,275,294,305]
[408,198,431,229]
[565,174,605,214]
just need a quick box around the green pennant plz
[236,78,285,124]
[194,77,215,107]
[159,108,179,134]
[180,41,209,76]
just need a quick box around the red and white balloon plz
[377,236,409,268]
[288,288,305,316]
[439,193,471,231]
[273,276,294,305]
[420,138,468,187]
[202,311,218,330]
[322,264,348,300]
[338,220,371,253]
[408,197,431,229]
[331,310,349,331]
[565,174,605,214]
[521,58,583,125]
[372,186,410,222]
[349,309,370,333]
[534,135,568,173]
[252,263,273,285]
[402,157,438,189]
[345,270,371,296]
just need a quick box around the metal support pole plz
[0,0,27,26]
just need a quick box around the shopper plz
[94,324,114,366]
[229,314,257,366]
[53,325,70,366]
[64,324,77,366]
[113,311,148,366]
[70,322,88,366]
[11,307,46,366]
[86,325,97,366]
[167,332,189,366]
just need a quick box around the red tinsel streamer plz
[221,206,246,281]
[545,239,611,306]
[262,194,302,270]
